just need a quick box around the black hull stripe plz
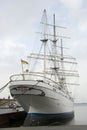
[24,111,74,126]
[28,111,74,117]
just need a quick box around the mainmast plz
[60,39,66,89]
[52,14,58,82]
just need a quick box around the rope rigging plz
[0,81,10,93]
[30,42,44,72]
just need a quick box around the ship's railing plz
[10,73,73,99]
[10,73,60,87]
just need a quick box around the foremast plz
[41,9,48,79]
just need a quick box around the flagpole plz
[21,59,25,80]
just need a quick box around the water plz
[24,104,87,126]
[67,104,87,125]
[0,104,87,128]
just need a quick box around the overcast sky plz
[0,0,87,102]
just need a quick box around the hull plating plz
[9,80,74,126]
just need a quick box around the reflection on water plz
[67,104,87,125]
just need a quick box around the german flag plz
[21,59,28,64]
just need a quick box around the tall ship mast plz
[9,10,79,126]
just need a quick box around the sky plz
[0,0,87,102]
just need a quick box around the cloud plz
[79,22,87,32]
[77,9,87,33]
[60,0,82,9]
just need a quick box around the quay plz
[0,126,87,130]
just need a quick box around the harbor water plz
[67,103,87,125]
[0,103,87,128]
[23,104,87,126]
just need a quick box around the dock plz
[0,126,87,130]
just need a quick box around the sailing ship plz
[9,10,79,126]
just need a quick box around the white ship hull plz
[9,80,74,126]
